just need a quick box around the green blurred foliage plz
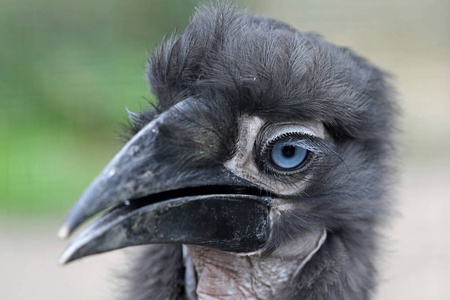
[1,0,448,215]
[0,0,198,214]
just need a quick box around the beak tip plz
[58,247,77,265]
[57,224,71,239]
[58,254,70,265]
[58,251,69,266]
[58,257,67,265]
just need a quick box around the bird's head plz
[59,2,396,297]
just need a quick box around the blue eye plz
[270,140,308,170]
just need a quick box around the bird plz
[58,2,397,299]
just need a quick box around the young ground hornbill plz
[59,2,397,299]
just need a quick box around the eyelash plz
[258,132,327,175]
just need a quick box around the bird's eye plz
[257,129,326,175]
[269,139,308,170]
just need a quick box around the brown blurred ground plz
[1,163,449,299]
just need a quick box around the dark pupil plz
[282,145,296,158]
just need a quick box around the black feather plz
[119,1,397,299]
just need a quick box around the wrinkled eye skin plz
[253,122,339,186]
[256,131,333,179]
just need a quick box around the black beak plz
[58,102,271,264]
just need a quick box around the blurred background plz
[0,0,448,299]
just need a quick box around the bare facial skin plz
[224,116,327,196]
[186,116,328,300]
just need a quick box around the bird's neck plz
[186,246,305,300]
[185,227,378,300]
[185,228,326,300]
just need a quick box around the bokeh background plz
[1,0,449,299]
